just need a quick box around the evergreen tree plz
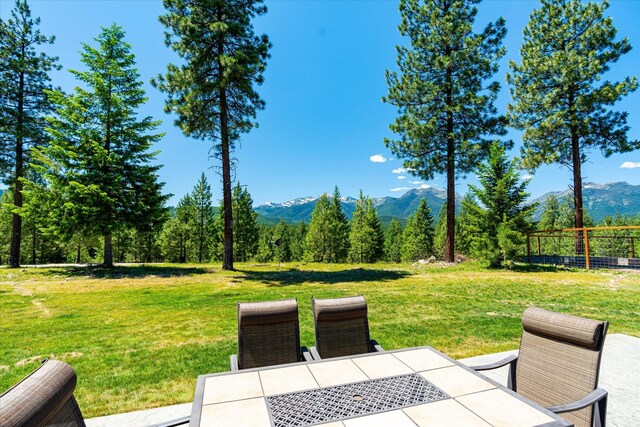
[289,221,308,262]
[31,25,169,266]
[305,194,331,262]
[348,192,384,263]
[384,0,507,262]
[255,224,274,262]
[509,0,638,252]
[191,173,215,262]
[159,193,195,263]
[468,142,536,266]
[457,193,482,257]
[305,192,349,263]
[433,203,447,258]
[230,182,259,262]
[538,195,562,231]
[384,218,403,263]
[154,0,270,270]
[0,0,59,267]
[329,186,350,262]
[273,220,291,262]
[401,199,434,261]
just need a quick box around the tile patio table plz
[189,346,572,427]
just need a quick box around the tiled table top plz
[190,347,571,427]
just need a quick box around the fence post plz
[537,236,541,256]
[583,228,591,270]
[631,237,635,259]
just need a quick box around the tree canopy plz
[384,0,508,262]
[31,24,168,266]
[154,0,270,270]
[509,0,638,237]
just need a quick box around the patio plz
[84,333,639,427]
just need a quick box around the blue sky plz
[1,0,638,206]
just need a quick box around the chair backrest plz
[0,359,86,427]
[237,298,302,369]
[516,307,608,427]
[312,295,373,359]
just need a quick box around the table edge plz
[189,345,573,427]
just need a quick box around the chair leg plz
[507,359,517,391]
[594,393,607,427]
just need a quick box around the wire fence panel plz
[524,226,640,270]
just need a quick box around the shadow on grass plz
[37,264,213,279]
[235,267,410,286]
[510,263,563,273]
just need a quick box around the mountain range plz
[530,182,640,222]
[255,182,640,225]
[256,186,457,225]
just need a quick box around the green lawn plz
[1,261,638,417]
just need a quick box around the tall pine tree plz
[0,0,59,267]
[230,182,259,262]
[191,173,216,262]
[401,198,434,261]
[305,190,349,263]
[509,0,638,253]
[348,191,384,263]
[384,0,507,262]
[31,25,168,267]
[154,0,270,270]
[384,218,403,263]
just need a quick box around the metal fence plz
[525,226,640,270]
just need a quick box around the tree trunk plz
[217,18,234,271]
[568,88,584,255]
[220,92,233,270]
[571,132,584,255]
[9,68,25,268]
[444,68,455,263]
[103,233,113,267]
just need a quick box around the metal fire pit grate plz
[266,373,450,427]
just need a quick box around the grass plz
[1,261,638,417]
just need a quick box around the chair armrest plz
[301,346,313,362]
[370,339,384,352]
[230,354,239,371]
[469,354,518,371]
[547,388,608,414]
[309,346,322,360]
[149,415,190,427]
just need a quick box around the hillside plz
[255,182,640,225]
[531,182,640,222]
[255,187,459,224]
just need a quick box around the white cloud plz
[397,175,406,180]
[521,174,533,181]
[420,184,431,189]
[409,180,422,185]
[620,161,640,169]
[390,187,411,192]
[370,154,387,163]
[392,168,406,174]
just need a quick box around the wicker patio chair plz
[0,359,189,427]
[470,307,609,427]
[310,295,383,360]
[231,298,313,370]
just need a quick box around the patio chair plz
[310,295,383,360]
[470,307,609,427]
[231,298,313,370]
[0,359,188,427]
